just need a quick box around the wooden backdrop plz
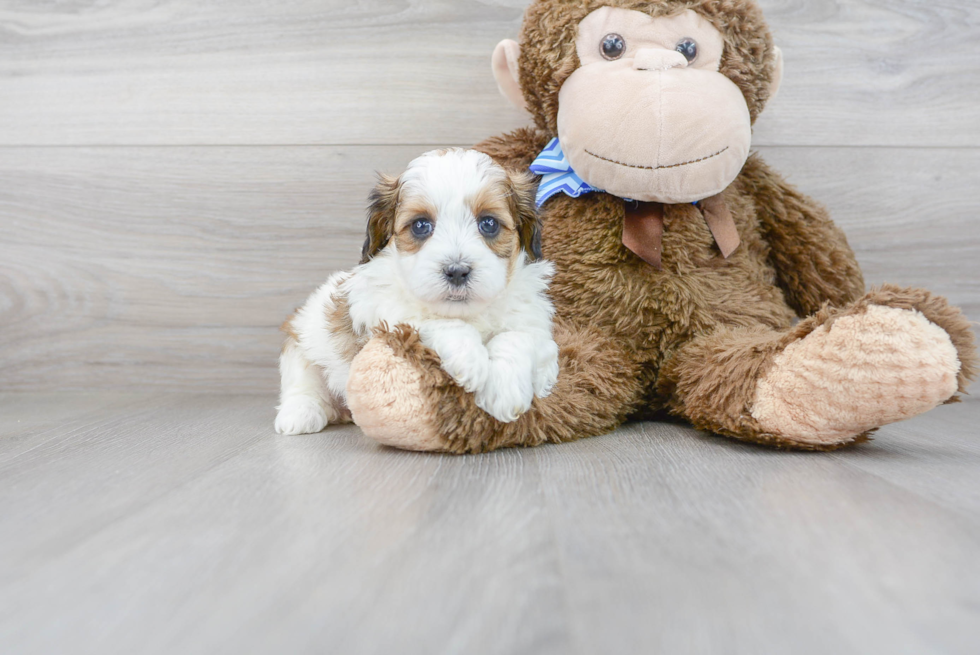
[1,0,978,393]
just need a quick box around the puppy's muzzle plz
[443,263,472,288]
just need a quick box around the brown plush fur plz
[658,285,976,449]
[740,155,866,314]
[346,0,976,453]
[372,321,644,453]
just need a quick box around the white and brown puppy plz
[275,149,559,436]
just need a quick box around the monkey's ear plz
[492,39,527,112]
[769,46,785,103]
[361,174,399,264]
[508,170,543,261]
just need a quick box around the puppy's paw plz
[441,349,491,394]
[475,369,535,423]
[417,320,490,393]
[275,396,331,435]
[532,339,560,398]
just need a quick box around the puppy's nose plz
[443,264,471,288]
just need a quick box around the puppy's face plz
[362,149,541,318]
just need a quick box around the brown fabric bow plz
[621,194,741,270]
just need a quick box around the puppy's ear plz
[361,173,400,264]
[507,170,542,261]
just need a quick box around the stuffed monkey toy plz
[344,0,976,453]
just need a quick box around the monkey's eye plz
[478,216,500,238]
[411,218,433,239]
[600,33,626,61]
[675,38,698,63]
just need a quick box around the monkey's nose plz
[633,48,688,72]
[443,264,472,288]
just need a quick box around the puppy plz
[275,149,560,436]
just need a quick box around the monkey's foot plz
[752,293,974,447]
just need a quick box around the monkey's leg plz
[345,321,644,453]
[659,286,977,450]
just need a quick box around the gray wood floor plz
[1,392,979,655]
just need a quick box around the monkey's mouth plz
[585,146,729,171]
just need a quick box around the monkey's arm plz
[741,154,865,316]
[346,320,643,453]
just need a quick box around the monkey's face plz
[557,7,752,204]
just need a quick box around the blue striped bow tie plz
[527,138,741,267]
[529,138,599,207]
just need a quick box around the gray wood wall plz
[1,0,978,393]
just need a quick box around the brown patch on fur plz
[361,173,400,263]
[507,169,543,260]
[517,0,781,134]
[395,197,438,230]
[489,228,521,261]
[455,169,543,266]
[468,180,521,261]
[392,197,438,256]
[394,229,425,256]
[280,313,299,342]
[279,313,301,357]
[469,182,518,231]
[326,292,368,363]
[467,171,542,262]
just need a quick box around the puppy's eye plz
[601,33,626,61]
[410,218,433,239]
[478,216,500,238]
[675,38,698,63]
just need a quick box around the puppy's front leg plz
[417,320,490,393]
[531,335,560,399]
[476,331,538,423]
